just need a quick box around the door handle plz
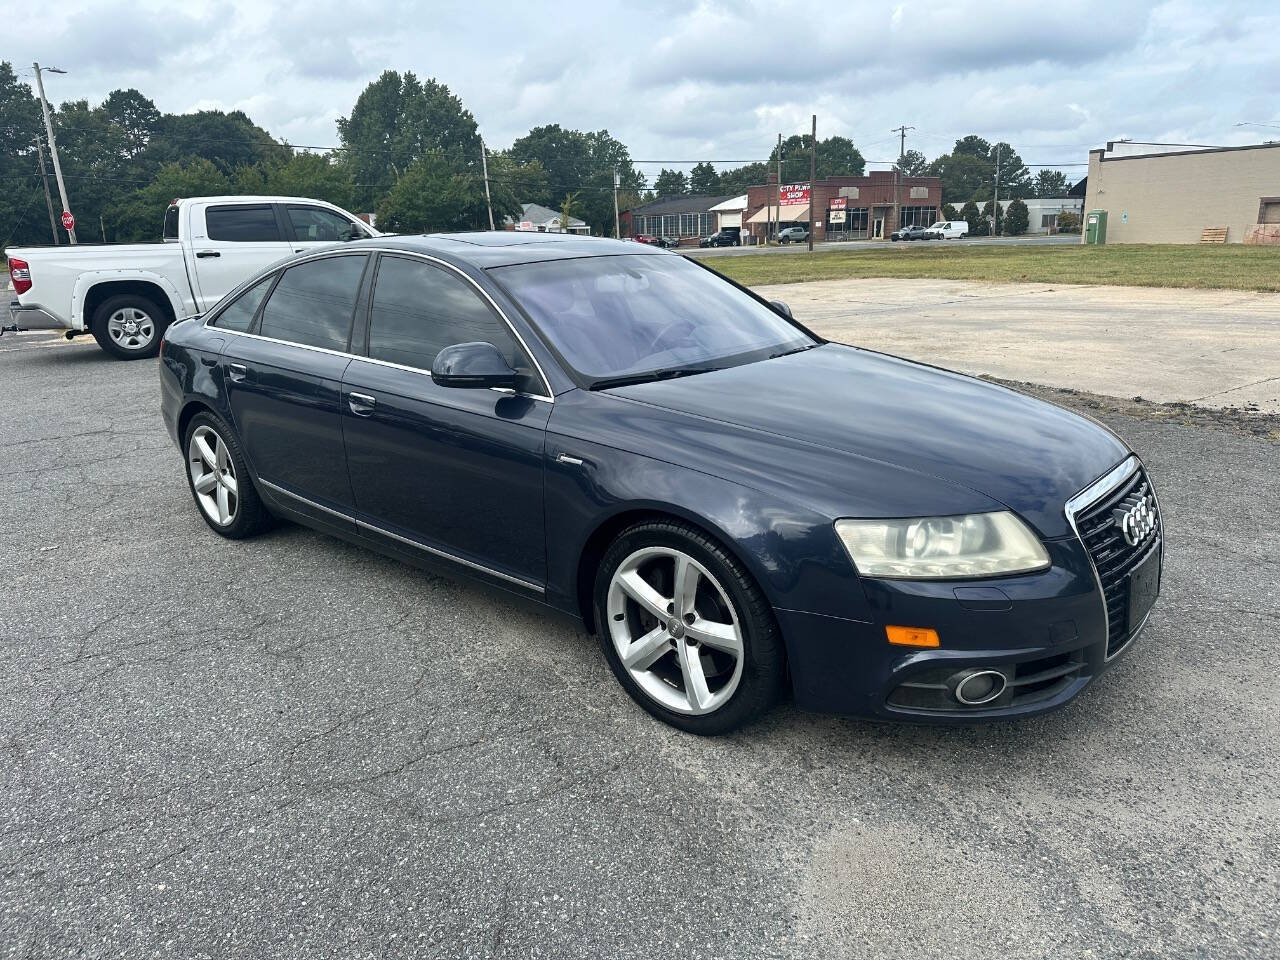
[196,250,221,259]
[227,362,248,382]
[348,392,376,416]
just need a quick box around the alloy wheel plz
[188,425,238,526]
[606,546,745,716]
[106,307,155,352]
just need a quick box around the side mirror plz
[341,225,364,242]
[770,300,793,319]
[431,341,519,389]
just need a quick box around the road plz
[687,234,1078,257]
[1,331,1277,959]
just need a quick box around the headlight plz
[835,512,1050,579]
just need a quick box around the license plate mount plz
[1126,546,1161,636]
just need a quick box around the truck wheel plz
[90,294,168,360]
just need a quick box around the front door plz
[281,203,370,257]
[340,254,551,588]
[190,202,291,311]
[872,217,885,239]
[222,253,368,514]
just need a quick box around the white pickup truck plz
[6,195,378,359]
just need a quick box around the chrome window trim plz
[203,246,556,403]
[1063,454,1160,662]
[258,479,545,593]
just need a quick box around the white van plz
[925,220,969,240]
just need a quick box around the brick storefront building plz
[743,171,943,242]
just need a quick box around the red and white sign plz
[779,182,810,204]
[829,197,847,210]
[61,210,75,231]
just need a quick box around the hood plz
[605,344,1128,538]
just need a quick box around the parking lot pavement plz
[2,330,1277,959]
[761,277,1280,415]
[688,234,1077,257]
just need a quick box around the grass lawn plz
[706,242,1280,291]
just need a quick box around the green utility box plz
[1085,209,1108,244]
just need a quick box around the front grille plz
[1072,464,1162,657]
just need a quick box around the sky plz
[7,0,1280,179]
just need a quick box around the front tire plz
[90,294,167,360]
[183,412,272,539]
[594,520,785,735]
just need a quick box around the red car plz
[632,234,659,245]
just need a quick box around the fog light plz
[885,625,940,648]
[952,669,1008,706]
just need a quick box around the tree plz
[928,135,1031,205]
[560,192,579,233]
[507,124,644,234]
[1004,198,1029,236]
[146,109,288,176]
[375,153,491,233]
[959,200,981,235]
[256,152,356,210]
[716,161,770,193]
[898,149,928,177]
[100,89,160,160]
[769,134,865,180]
[689,161,720,195]
[941,202,958,221]
[338,71,483,211]
[1033,169,1069,198]
[927,151,992,205]
[654,168,687,197]
[0,61,47,248]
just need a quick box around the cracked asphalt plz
[2,330,1277,959]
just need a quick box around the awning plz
[745,203,812,224]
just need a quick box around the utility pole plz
[34,136,60,245]
[890,125,914,237]
[612,170,621,239]
[775,132,782,244]
[992,144,1002,237]
[808,114,816,252]
[33,62,76,244]
[480,137,495,231]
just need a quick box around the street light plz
[33,62,76,244]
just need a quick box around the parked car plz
[6,196,377,360]
[777,226,809,244]
[655,236,681,249]
[700,230,741,248]
[160,233,1161,735]
[632,234,659,245]
[891,224,929,241]
[924,220,970,240]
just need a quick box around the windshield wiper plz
[768,343,819,360]
[589,366,717,391]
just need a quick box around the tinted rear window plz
[258,255,366,351]
[205,205,281,242]
[210,275,274,332]
[163,206,179,240]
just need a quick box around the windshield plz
[929,222,945,229]
[493,254,815,385]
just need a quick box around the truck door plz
[189,202,291,311]
[280,202,370,256]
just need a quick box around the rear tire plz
[183,412,272,539]
[594,520,785,735]
[90,294,168,360]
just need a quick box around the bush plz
[1004,198,1029,236]
[981,200,1003,236]
[1056,210,1081,234]
[959,200,981,235]
[941,202,958,221]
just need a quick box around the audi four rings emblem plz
[1117,494,1157,547]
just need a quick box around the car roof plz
[342,231,669,269]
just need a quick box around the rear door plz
[220,253,370,518]
[340,254,552,588]
[189,202,291,311]
[280,203,370,256]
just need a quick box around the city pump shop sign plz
[779,183,810,204]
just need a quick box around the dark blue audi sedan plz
[159,233,1162,734]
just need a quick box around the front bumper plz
[776,536,1152,722]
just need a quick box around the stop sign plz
[61,210,75,231]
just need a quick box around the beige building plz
[1083,141,1280,243]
